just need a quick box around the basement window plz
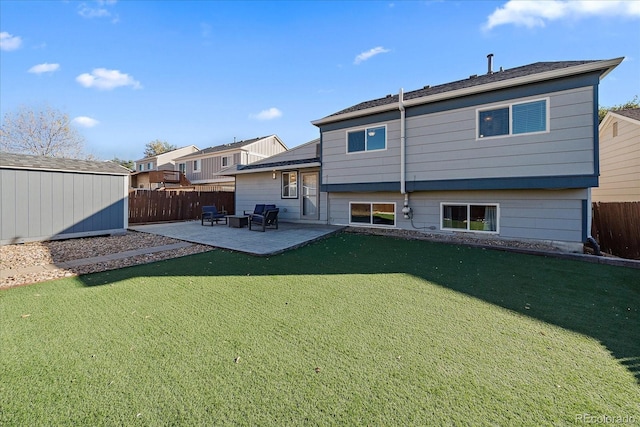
[441,203,499,233]
[350,202,395,227]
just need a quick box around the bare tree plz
[0,105,86,158]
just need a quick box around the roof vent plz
[423,85,430,89]
[487,53,494,74]
[469,74,477,79]
[385,94,392,98]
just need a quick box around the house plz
[227,139,325,222]
[591,108,640,202]
[131,145,199,190]
[1,153,130,245]
[174,135,287,191]
[307,56,623,252]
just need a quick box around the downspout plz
[399,88,411,219]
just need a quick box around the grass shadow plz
[77,232,640,383]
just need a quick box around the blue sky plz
[1,0,639,161]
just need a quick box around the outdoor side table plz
[227,215,249,228]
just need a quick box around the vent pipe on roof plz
[487,53,494,74]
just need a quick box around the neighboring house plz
[131,145,199,190]
[227,139,325,223]
[174,135,287,191]
[592,108,640,202]
[307,56,623,252]
[0,153,130,245]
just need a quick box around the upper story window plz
[146,162,153,170]
[478,99,548,139]
[347,125,386,153]
[178,163,186,174]
[193,159,201,173]
[137,164,143,172]
[222,156,230,167]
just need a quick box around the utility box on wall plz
[0,153,130,245]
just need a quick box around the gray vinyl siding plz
[235,169,327,223]
[322,87,595,186]
[328,189,587,246]
[1,169,126,244]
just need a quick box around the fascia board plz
[224,162,321,176]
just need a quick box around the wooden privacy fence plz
[129,190,235,224]
[591,202,640,260]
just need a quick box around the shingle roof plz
[614,108,640,122]
[0,152,131,175]
[324,59,615,119]
[238,157,320,171]
[175,136,269,160]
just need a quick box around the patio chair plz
[244,204,265,216]
[201,205,227,226]
[243,204,276,217]
[248,208,279,232]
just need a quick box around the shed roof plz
[0,152,131,175]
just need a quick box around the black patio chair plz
[201,205,227,226]
[244,204,265,216]
[248,208,279,232]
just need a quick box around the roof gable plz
[0,152,131,175]
[175,135,285,160]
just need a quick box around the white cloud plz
[78,1,119,22]
[484,0,640,30]
[0,32,22,51]
[72,116,100,128]
[250,107,283,120]
[354,46,390,65]
[28,63,60,74]
[76,68,142,90]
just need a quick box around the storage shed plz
[1,153,130,245]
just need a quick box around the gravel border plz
[0,231,212,290]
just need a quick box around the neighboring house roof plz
[224,139,321,175]
[175,136,286,161]
[611,108,640,123]
[313,57,623,125]
[134,144,199,163]
[0,152,131,175]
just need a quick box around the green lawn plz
[1,233,638,426]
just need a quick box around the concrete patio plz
[128,220,344,256]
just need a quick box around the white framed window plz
[441,203,499,233]
[349,202,395,227]
[137,164,143,172]
[146,162,153,170]
[281,171,298,199]
[222,156,231,167]
[477,98,548,139]
[347,125,386,153]
[178,163,186,174]
[193,159,201,173]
